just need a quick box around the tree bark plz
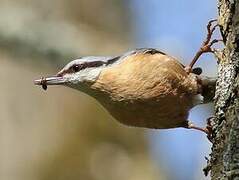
[206,0,239,179]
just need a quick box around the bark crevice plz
[207,0,239,179]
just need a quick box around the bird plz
[34,20,219,134]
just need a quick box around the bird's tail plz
[200,76,217,103]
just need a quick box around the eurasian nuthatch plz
[34,20,219,134]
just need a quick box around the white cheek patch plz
[86,67,104,81]
[64,67,103,84]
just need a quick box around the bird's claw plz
[187,118,215,142]
[206,117,214,142]
[186,19,221,73]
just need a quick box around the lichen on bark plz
[207,0,239,179]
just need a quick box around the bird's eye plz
[72,65,80,72]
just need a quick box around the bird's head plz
[34,56,118,93]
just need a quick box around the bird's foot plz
[185,19,222,74]
[187,120,213,142]
[187,121,209,134]
[205,117,214,142]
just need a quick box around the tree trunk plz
[206,0,239,179]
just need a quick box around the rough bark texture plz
[207,0,239,179]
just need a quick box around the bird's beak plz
[34,76,66,90]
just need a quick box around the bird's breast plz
[91,53,200,129]
[97,95,195,129]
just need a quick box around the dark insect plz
[41,77,47,90]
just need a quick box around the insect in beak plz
[41,77,47,90]
[34,76,65,90]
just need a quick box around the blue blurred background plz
[0,0,218,180]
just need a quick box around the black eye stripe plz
[87,61,105,67]
[65,56,120,75]
[70,61,108,73]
